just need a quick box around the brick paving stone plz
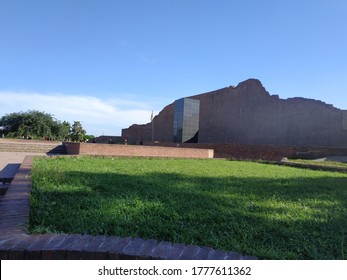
[40,234,69,260]
[52,234,83,260]
[7,235,41,260]
[66,235,95,260]
[108,237,133,260]
[120,237,146,259]
[0,217,28,232]
[164,243,186,260]
[82,235,107,260]
[0,201,29,210]
[151,241,173,260]
[95,236,121,260]
[243,255,258,260]
[0,248,9,259]
[178,244,201,260]
[207,249,229,260]
[0,233,19,242]
[0,186,8,195]
[0,217,28,226]
[226,251,243,260]
[25,234,58,259]
[0,208,30,217]
[0,234,28,246]
[136,239,158,259]
[192,246,214,260]
[0,234,28,259]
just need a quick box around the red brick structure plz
[122,79,347,148]
[64,142,214,158]
[145,142,347,161]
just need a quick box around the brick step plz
[0,185,8,195]
[0,143,67,154]
[0,163,21,185]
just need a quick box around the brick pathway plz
[0,154,257,260]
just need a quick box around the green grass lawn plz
[29,156,347,260]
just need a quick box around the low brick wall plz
[277,160,347,173]
[145,142,347,161]
[64,142,214,159]
[63,142,80,155]
[0,139,65,154]
[64,141,347,161]
[0,156,256,260]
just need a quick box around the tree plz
[53,121,71,141]
[70,121,86,142]
[83,134,95,142]
[0,111,86,141]
[0,110,56,139]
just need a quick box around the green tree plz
[48,120,71,141]
[0,110,55,139]
[0,112,24,137]
[83,134,95,142]
[70,121,86,142]
[0,111,79,141]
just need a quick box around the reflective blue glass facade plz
[173,98,200,143]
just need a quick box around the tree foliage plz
[0,110,89,141]
[70,121,86,142]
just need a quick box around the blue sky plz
[1,0,346,136]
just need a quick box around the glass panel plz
[173,98,200,143]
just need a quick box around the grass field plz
[29,156,347,259]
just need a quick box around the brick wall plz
[145,142,347,161]
[343,110,347,130]
[63,142,81,155]
[122,79,347,148]
[64,142,214,159]
[64,141,347,161]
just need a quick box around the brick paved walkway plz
[0,154,257,260]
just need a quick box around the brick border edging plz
[0,156,257,260]
[278,160,347,173]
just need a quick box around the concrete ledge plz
[0,156,256,260]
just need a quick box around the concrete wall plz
[64,142,214,159]
[122,79,347,148]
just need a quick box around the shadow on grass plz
[29,170,347,260]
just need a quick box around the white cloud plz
[0,92,161,136]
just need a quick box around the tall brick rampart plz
[122,79,347,148]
